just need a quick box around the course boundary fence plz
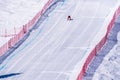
[0,0,54,56]
[77,6,120,80]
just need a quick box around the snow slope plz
[93,44,120,80]
[0,0,49,46]
[0,0,118,80]
[0,0,49,32]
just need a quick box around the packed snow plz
[0,0,120,80]
[0,0,119,80]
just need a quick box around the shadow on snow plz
[0,73,22,79]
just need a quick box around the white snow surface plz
[0,0,119,80]
[0,0,49,46]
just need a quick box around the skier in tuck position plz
[67,15,73,21]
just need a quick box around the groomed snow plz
[0,0,119,80]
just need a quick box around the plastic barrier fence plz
[0,0,54,56]
[77,6,120,80]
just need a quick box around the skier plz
[67,15,73,21]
